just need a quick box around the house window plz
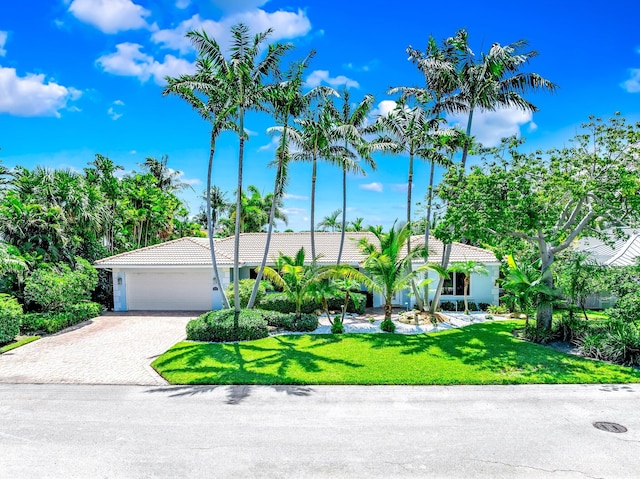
[443,272,466,296]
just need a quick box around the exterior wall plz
[112,268,127,312]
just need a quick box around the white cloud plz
[175,0,191,8]
[283,193,308,200]
[0,66,81,117]
[96,43,194,85]
[107,106,122,120]
[258,136,279,152]
[0,31,7,57]
[129,150,137,155]
[390,183,410,193]
[370,100,397,118]
[343,60,379,73]
[282,207,306,215]
[621,68,640,93]
[360,182,383,193]
[113,99,125,106]
[305,70,359,89]
[68,0,151,34]
[447,107,534,147]
[152,10,311,55]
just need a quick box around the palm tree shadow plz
[144,384,315,405]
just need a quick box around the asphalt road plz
[1,383,638,478]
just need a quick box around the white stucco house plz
[94,232,500,312]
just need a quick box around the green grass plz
[152,321,640,385]
[0,336,39,354]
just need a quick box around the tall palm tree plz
[286,96,343,258]
[164,53,238,310]
[330,90,376,263]
[141,155,192,193]
[247,53,327,308]
[358,222,444,319]
[447,260,489,315]
[187,24,291,320]
[430,29,557,313]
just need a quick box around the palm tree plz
[223,185,287,234]
[164,52,238,309]
[141,155,192,193]
[348,217,365,232]
[187,24,291,321]
[447,260,488,315]
[430,29,557,313]
[260,247,370,319]
[330,90,376,263]
[358,222,444,319]
[317,209,342,232]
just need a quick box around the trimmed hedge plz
[260,292,366,315]
[20,302,103,335]
[0,294,23,344]
[225,279,272,309]
[186,309,269,342]
[261,310,318,332]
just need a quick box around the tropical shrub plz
[440,301,456,311]
[186,309,269,342]
[380,318,396,333]
[607,293,640,323]
[486,304,508,315]
[478,303,491,312]
[331,319,344,334]
[0,294,23,344]
[261,310,318,332]
[225,279,272,309]
[260,292,365,315]
[20,302,102,335]
[24,257,98,311]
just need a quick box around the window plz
[442,272,466,296]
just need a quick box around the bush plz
[380,318,396,333]
[225,279,272,309]
[478,302,491,312]
[24,258,98,311]
[0,294,23,344]
[331,319,344,334]
[260,292,365,315]
[487,304,509,315]
[186,309,269,342]
[261,310,318,332]
[607,293,640,323]
[20,302,103,335]
[440,301,456,311]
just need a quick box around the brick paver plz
[0,312,198,385]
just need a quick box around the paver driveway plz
[0,312,198,385]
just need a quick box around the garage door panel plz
[127,272,211,310]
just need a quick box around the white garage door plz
[126,271,212,310]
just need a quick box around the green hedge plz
[187,309,269,342]
[260,292,366,315]
[20,302,103,335]
[225,279,272,308]
[0,294,23,344]
[261,310,318,332]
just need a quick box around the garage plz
[125,270,212,311]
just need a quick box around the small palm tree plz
[261,247,370,319]
[359,222,444,319]
[447,260,489,315]
[348,217,365,232]
[317,209,342,232]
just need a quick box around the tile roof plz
[575,228,640,267]
[94,232,498,267]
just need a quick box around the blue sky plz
[1,0,639,231]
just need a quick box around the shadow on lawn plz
[144,384,314,405]
[152,335,364,386]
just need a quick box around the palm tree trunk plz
[432,109,474,311]
[423,160,436,310]
[406,153,424,310]
[247,123,288,309]
[464,277,470,314]
[310,153,317,259]
[233,108,245,327]
[384,298,392,320]
[337,166,347,264]
[206,127,230,309]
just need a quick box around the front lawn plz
[152,321,640,385]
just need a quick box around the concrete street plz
[1,383,638,478]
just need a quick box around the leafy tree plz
[555,251,602,321]
[447,260,488,314]
[141,155,192,193]
[359,222,444,319]
[436,115,640,330]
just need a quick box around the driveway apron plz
[0,312,197,385]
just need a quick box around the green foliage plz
[380,318,396,333]
[331,319,344,334]
[260,310,318,332]
[225,279,272,309]
[154,321,640,385]
[608,294,640,323]
[487,304,509,315]
[259,292,365,315]
[0,294,23,344]
[186,309,269,342]
[24,257,98,311]
[19,302,102,335]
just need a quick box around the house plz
[94,233,500,311]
